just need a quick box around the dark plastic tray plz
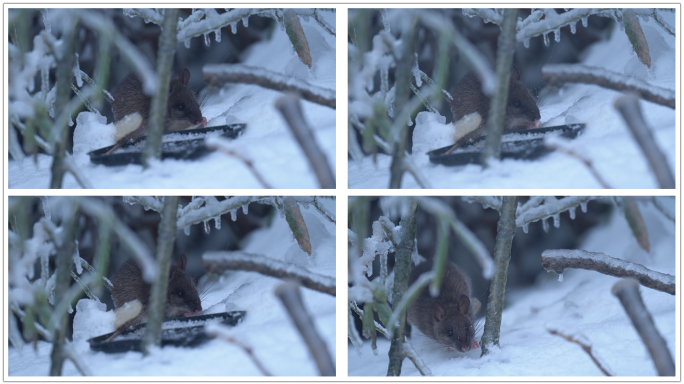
[428,124,585,166]
[88,311,245,353]
[88,124,246,166]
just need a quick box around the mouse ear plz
[459,295,471,315]
[510,65,521,81]
[177,254,188,271]
[179,68,191,86]
[432,303,446,322]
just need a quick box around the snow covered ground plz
[8,199,336,376]
[8,10,336,189]
[348,199,676,376]
[348,13,675,189]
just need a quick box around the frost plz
[40,197,51,220]
[558,272,563,282]
[72,242,82,274]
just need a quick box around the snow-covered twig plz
[350,301,389,338]
[123,8,163,25]
[205,136,273,189]
[651,197,675,223]
[203,64,335,109]
[546,326,613,376]
[541,249,675,295]
[516,196,593,230]
[403,341,433,376]
[313,9,335,36]
[480,196,517,356]
[612,279,675,376]
[312,197,336,224]
[275,282,335,376]
[123,196,163,213]
[402,156,432,189]
[545,137,612,188]
[176,196,268,229]
[614,94,675,189]
[542,64,675,109]
[463,196,502,212]
[176,8,257,43]
[202,251,336,296]
[205,323,273,376]
[275,95,335,189]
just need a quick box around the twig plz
[275,282,335,376]
[545,138,612,189]
[203,63,335,109]
[275,94,335,189]
[541,249,674,295]
[612,279,675,376]
[202,251,335,296]
[542,64,675,109]
[205,136,273,189]
[403,341,432,376]
[614,94,675,189]
[205,325,273,376]
[547,326,613,376]
[349,301,389,338]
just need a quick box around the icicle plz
[214,28,221,43]
[522,223,529,234]
[554,28,561,43]
[214,216,221,230]
[558,273,564,282]
[569,206,576,220]
[72,243,82,274]
[68,116,74,126]
[543,33,550,46]
[241,204,249,215]
[204,33,211,47]
[242,16,249,28]
[204,220,210,234]
[580,201,588,213]
[523,38,531,49]
[542,219,549,233]
[230,209,237,221]
[184,38,191,49]
[40,9,51,33]
[184,226,191,236]
[230,21,238,34]
[553,214,560,228]
[366,262,373,277]
[581,16,588,28]
[570,21,577,34]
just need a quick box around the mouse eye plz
[514,102,520,108]
[177,290,184,298]
[447,329,453,337]
[177,103,185,110]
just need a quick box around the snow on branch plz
[542,64,675,109]
[614,94,675,189]
[546,325,613,376]
[541,249,675,295]
[203,64,336,109]
[202,251,336,296]
[175,196,269,231]
[612,279,675,376]
[462,196,502,212]
[403,341,433,376]
[123,196,163,213]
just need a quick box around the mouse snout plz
[199,117,207,127]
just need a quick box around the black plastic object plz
[87,311,246,353]
[88,124,246,166]
[428,124,585,166]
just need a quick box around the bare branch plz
[275,282,335,376]
[612,279,675,376]
[206,323,273,376]
[541,249,674,295]
[547,326,613,376]
[205,136,274,189]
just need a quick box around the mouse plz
[108,68,207,153]
[110,254,203,331]
[407,261,481,353]
[447,69,541,151]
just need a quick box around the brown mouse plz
[407,261,481,353]
[108,68,207,153]
[448,69,541,151]
[110,254,202,330]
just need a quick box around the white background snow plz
[7,199,336,376]
[8,9,336,189]
[348,12,676,189]
[348,198,677,376]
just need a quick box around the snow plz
[349,13,675,188]
[8,198,336,376]
[348,199,676,376]
[9,10,335,189]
